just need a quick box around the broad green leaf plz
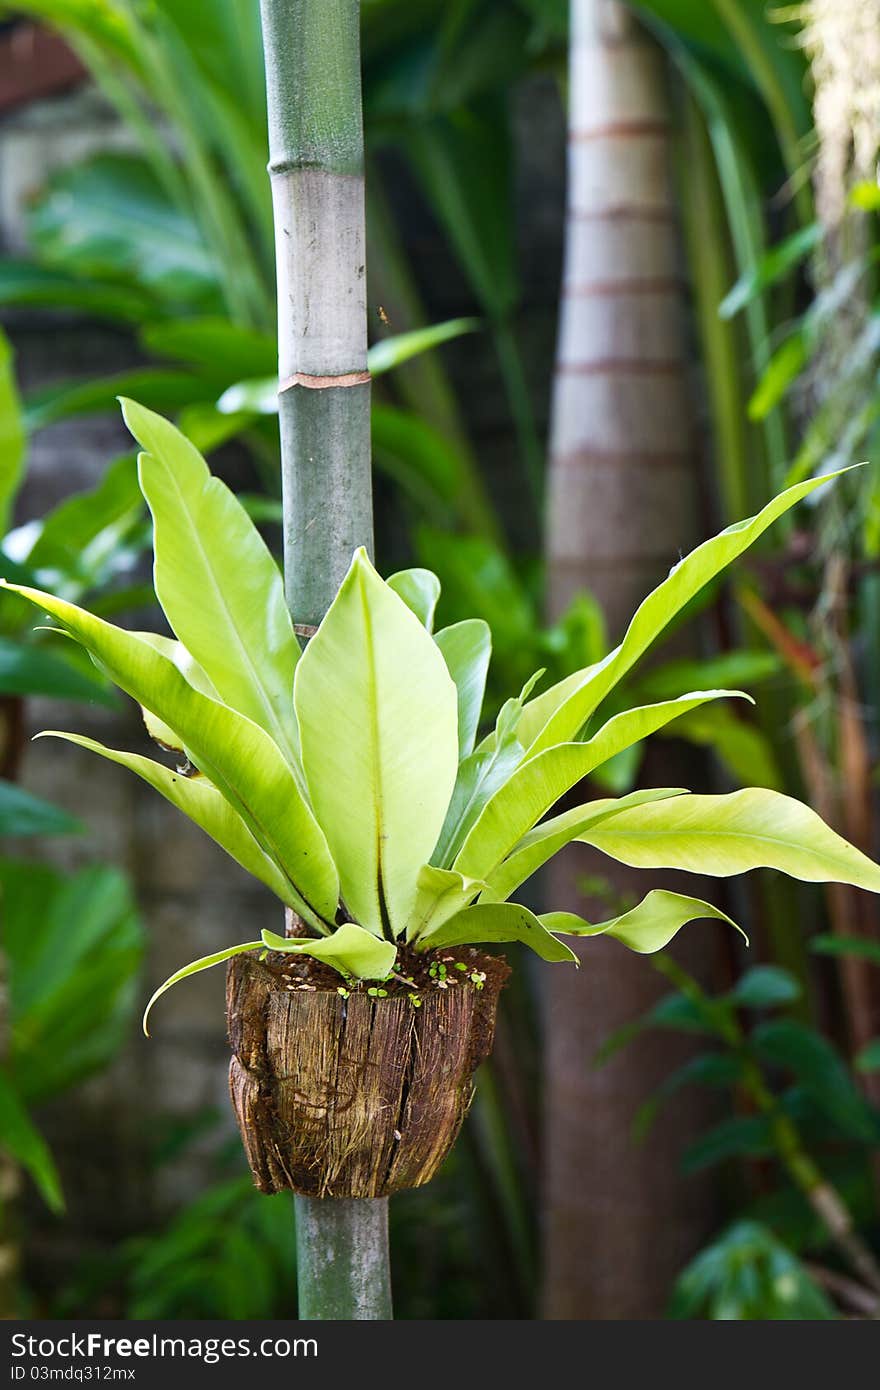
[432,674,545,868]
[481,788,688,904]
[420,901,577,964]
[0,328,25,534]
[525,470,855,754]
[455,691,747,881]
[0,1070,63,1212]
[0,779,80,837]
[294,549,458,938]
[434,619,492,759]
[39,732,299,909]
[542,890,747,954]
[406,865,488,945]
[515,663,603,750]
[1,583,338,929]
[577,788,880,893]
[132,631,217,752]
[143,941,263,1035]
[260,924,397,980]
[122,400,301,767]
[727,965,801,1009]
[144,925,398,1034]
[386,567,441,630]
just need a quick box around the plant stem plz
[654,954,880,1300]
[260,0,389,1318]
[295,1198,393,1320]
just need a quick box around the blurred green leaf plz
[368,317,479,375]
[753,1019,880,1144]
[748,331,808,420]
[683,1114,774,1172]
[728,965,801,1009]
[0,781,81,838]
[0,637,114,704]
[27,154,222,310]
[720,223,821,319]
[142,318,275,377]
[811,934,880,968]
[3,857,143,1101]
[634,1051,743,1142]
[670,1220,837,1319]
[0,1069,63,1212]
[25,369,218,431]
[0,328,25,535]
[856,1040,880,1074]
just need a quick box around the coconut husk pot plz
[226,937,509,1198]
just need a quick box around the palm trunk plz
[258,0,389,1319]
[541,0,717,1319]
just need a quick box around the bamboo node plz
[280,371,371,392]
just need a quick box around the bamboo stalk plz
[258,0,387,1318]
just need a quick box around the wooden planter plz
[226,945,509,1198]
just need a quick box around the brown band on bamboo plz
[569,120,670,141]
[557,359,684,376]
[564,277,684,296]
[293,623,319,638]
[280,371,371,392]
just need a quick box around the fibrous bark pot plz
[226,945,509,1198]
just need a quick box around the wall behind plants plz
[1,64,567,1314]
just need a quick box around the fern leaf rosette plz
[6,403,880,1195]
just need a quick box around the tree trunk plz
[541,0,718,1320]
